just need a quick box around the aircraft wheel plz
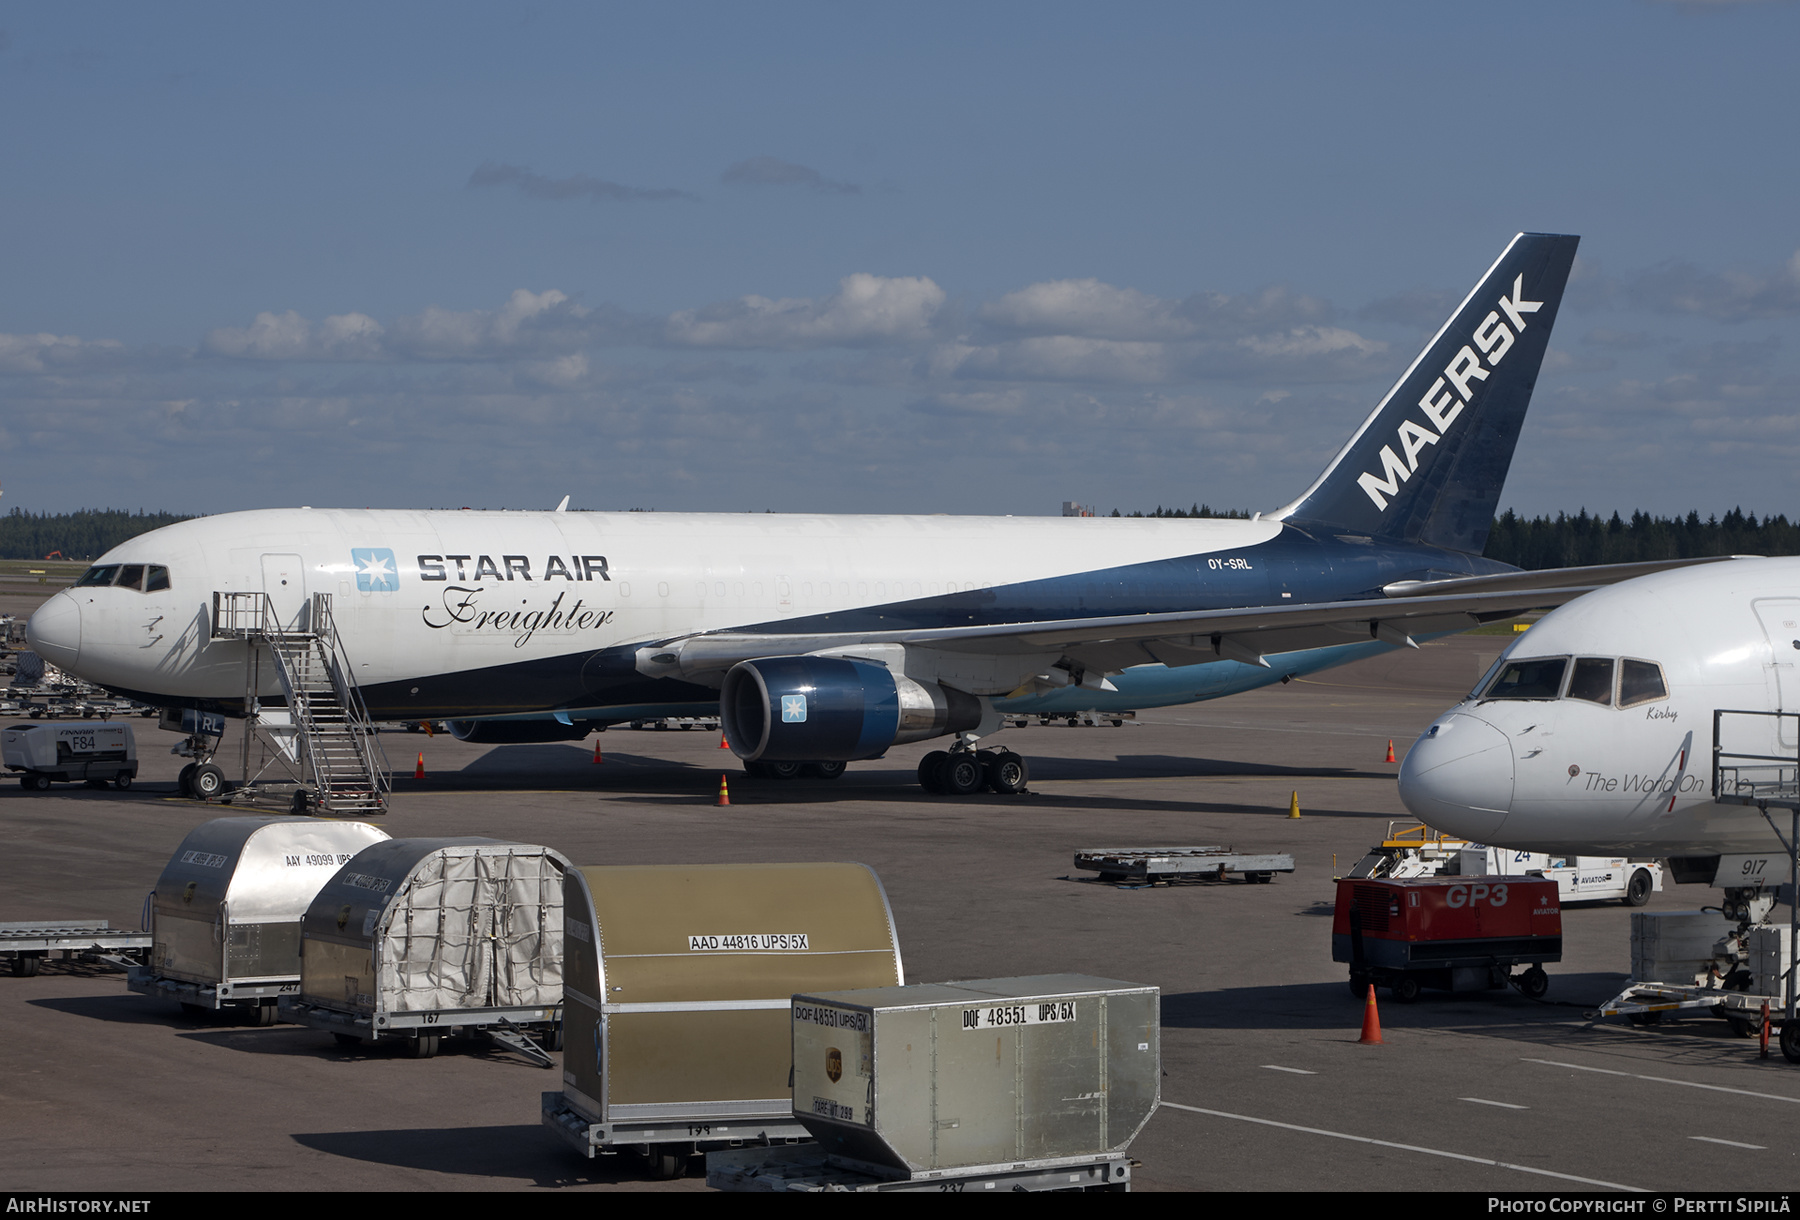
[1781,1021,1800,1065]
[984,751,1028,794]
[406,1033,440,1059]
[766,760,803,780]
[1518,966,1550,999]
[113,773,133,791]
[942,753,984,795]
[917,751,949,793]
[1391,975,1421,1004]
[1623,869,1653,907]
[802,760,846,780]
[177,763,197,796]
[191,765,225,800]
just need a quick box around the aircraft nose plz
[25,592,82,670]
[1397,713,1514,840]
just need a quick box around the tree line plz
[0,508,197,561]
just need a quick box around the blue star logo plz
[781,695,808,723]
[351,548,399,593]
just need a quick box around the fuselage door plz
[1751,598,1800,751]
[261,554,309,631]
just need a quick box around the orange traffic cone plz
[1385,740,1396,763]
[592,740,604,764]
[1359,984,1383,1045]
[414,752,425,780]
[719,732,731,750]
[716,774,731,806]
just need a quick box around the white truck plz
[1348,822,1662,906]
[2,721,138,791]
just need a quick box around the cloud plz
[0,332,125,373]
[202,310,385,361]
[981,280,1331,341]
[1627,250,1800,321]
[467,162,698,204]
[665,273,945,348]
[721,156,860,195]
[1357,288,1459,329]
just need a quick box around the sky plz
[2,1,1797,521]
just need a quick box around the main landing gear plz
[916,747,1029,796]
[742,760,848,781]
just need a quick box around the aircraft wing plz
[1379,554,1747,598]
[639,580,1617,686]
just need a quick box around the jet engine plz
[446,719,596,744]
[720,656,980,763]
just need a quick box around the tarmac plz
[3,631,1797,1193]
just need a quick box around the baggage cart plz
[543,861,903,1178]
[3,720,137,791]
[1075,845,1294,885]
[1333,876,1562,1002]
[757,974,1157,1191]
[282,838,570,1061]
[128,816,390,1022]
[1,919,151,976]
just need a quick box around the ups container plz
[1332,876,1561,1002]
[127,816,390,1021]
[543,862,903,1178]
[790,975,1159,1182]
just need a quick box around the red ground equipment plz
[1332,876,1561,1004]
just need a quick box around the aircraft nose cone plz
[25,593,82,670]
[1398,713,1514,840]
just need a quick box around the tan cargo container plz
[543,862,902,1177]
[127,816,390,1022]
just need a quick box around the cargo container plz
[1333,876,1562,1002]
[128,816,390,1021]
[543,862,903,1178]
[282,838,570,1058]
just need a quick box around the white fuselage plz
[1399,557,1800,857]
[31,507,1360,722]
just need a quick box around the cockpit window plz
[75,565,120,588]
[1469,653,1511,702]
[116,564,145,591]
[1481,656,1568,701]
[145,565,170,592]
[1566,657,1615,706]
[1617,659,1668,708]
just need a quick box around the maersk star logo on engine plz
[351,548,399,593]
[783,695,808,723]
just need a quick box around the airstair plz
[209,591,390,816]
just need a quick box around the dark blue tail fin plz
[1274,232,1579,553]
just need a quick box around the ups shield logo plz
[826,1047,842,1084]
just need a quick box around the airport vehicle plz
[35,232,1698,792]
[1334,876,1562,1002]
[2,720,137,790]
[1,919,150,977]
[1345,821,1662,905]
[1074,845,1294,885]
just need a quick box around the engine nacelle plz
[446,719,595,744]
[720,656,980,763]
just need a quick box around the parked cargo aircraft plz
[1398,559,1800,891]
[31,232,1682,793]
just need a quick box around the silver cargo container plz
[283,838,570,1058]
[544,862,903,1178]
[128,816,391,1022]
[789,975,1159,1182]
